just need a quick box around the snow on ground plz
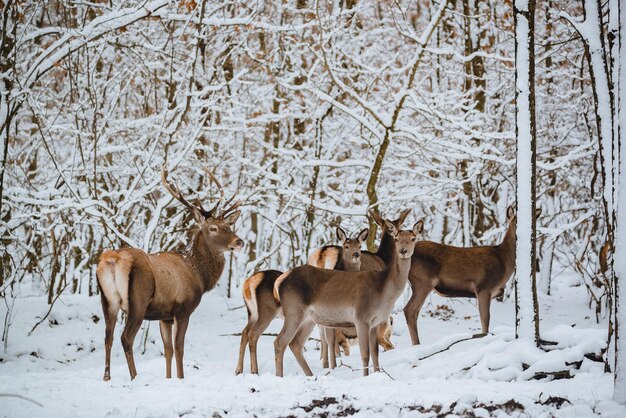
[1,270,624,417]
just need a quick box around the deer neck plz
[186,233,226,293]
[383,245,411,297]
[340,253,361,272]
[497,218,516,268]
[375,230,394,266]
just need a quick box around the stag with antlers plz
[96,167,244,380]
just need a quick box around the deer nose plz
[400,248,408,255]
[353,252,360,258]
[236,239,244,248]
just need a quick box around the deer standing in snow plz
[308,226,394,369]
[273,215,422,377]
[235,211,407,375]
[403,206,541,345]
[96,167,243,380]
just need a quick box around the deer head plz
[161,166,244,252]
[506,205,542,229]
[384,219,423,259]
[336,226,368,263]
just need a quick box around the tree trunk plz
[0,0,16,215]
[365,0,449,252]
[514,0,539,345]
[613,0,625,403]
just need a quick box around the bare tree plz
[514,0,539,344]
[613,0,626,403]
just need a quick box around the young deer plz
[403,206,540,345]
[273,217,423,377]
[307,226,368,271]
[96,167,243,380]
[308,226,393,369]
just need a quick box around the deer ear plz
[357,228,369,243]
[507,205,515,220]
[223,210,241,226]
[384,220,398,236]
[369,209,384,227]
[535,208,542,218]
[336,226,347,243]
[413,220,424,236]
[395,209,411,227]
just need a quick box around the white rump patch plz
[97,252,133,313]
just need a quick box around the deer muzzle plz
[230,238,245,251]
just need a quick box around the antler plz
[161,166,212,218]
[205,169,225,216]
[205,168,242,219]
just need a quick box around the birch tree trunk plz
[514,0,539,345]
[613,0,626,403]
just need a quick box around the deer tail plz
[242,272,265,322]
[96,250,133,312]
[273,270,292,302]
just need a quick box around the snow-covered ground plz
[1,270,624,417]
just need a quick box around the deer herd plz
[97,167,536,381]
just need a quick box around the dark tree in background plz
[514,0,539,345]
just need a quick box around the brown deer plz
[273,216,423,377]
[308,226,394,369]
[310,226,365,368]
[403,206,541,345]
[235,269,282,375]
[96,167,244,380]
[308,226,368,271]
[234,229,368,375]
[234,212,408,375]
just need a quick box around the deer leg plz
[247,307,276,375]
[403,285,431,345]
[120,268,152,381]
[235,324,249,375]
[325,327,337,369]
[338,331,351,356]
[355,321,371,377]
[320,326,329,369]
[274,312,304,377]
[159,320,174,379]
[289,320,316,377]
[120,312,143,380]
[476,290,492,336]
[334,330,345,357]
[101,295,119,381]
[248,328,261,375]
[173,315,189,379]
[369,326,380,373]
[377,319,394,351]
